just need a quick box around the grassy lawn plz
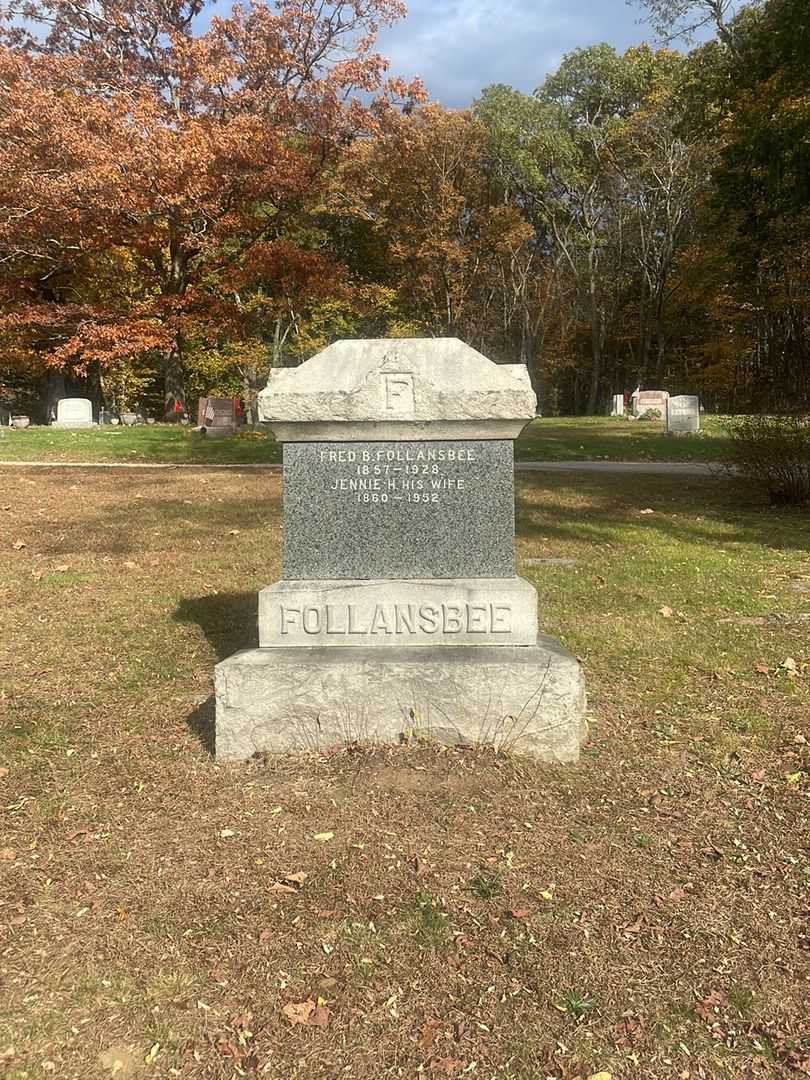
[0,415,730,465]
[0,424,283,464]
[517,415,730,462]
[1,468,808,1078]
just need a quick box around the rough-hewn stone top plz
[258,338,536,442]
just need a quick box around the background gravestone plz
[667,395,700,434]
[196,396,240,438]
[215,338,587,762]
[52,398,96,429]
[634,389,669,418]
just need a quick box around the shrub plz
[723,414,810,505]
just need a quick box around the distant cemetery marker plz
[667,395,700,434]
[52,398,95,429]
[215,338,586,761]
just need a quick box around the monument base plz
[215,639,587,763]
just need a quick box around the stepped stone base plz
[215,639,587,762]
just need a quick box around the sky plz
[375,0,686,108]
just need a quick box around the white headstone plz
[667,395,700,434]
[53,398,95,429]
[610,394,624,416]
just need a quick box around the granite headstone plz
[634,390,669,419]
[667,395,700,434]
[215,338,587,761]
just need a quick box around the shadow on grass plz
[174,591,258,660]
[174,592,259,758]
[187,694,215,756]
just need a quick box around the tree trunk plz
[653,288,667,386]
[163,335,187,421]
[43,369,66,423]
[586,274,602,415]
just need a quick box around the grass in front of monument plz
[0,415,729,464]
[1,467,808,1078]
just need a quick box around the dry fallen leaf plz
[12,539,25,550]
[639,508,655,515]
[282,998,330,1028]
[755,662,770,675]
[0,848,16,861]
[312,831,334,842]
[268,882,297,894]
[285,871,307,885]
[658,606,673,618]
[509,907,531,919]
[432,1059,463,1076]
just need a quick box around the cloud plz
[376,0,662,107]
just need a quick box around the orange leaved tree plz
[0,0,420,416]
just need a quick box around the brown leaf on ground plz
[614,1013,645,1050]
[215,1036,243,1059]
[268,882,297,894]
[509,907,531,919]
[695,989,727,1021]
[284,871,307,885]
[755,663,770,675]
[282,998,330,1029]
[622,914,645,935]
[12,539,25,549]
[432,1058,463,1075]
[418,1019,444,1051]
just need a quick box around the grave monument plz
[667,395,700,434]
[633,389,669,419]
[215,338,586,762]
[52,397,96,429]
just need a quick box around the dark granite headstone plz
[282,440,515,579]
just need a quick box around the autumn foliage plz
[0,0,807,418]
[0,0,421,416]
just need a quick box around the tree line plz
[0,0,807,419]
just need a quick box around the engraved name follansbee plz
[279,600,513,639]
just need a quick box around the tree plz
[334,105,540,361]
[631,0,744,50]
[675,0,810,408]
[0,0,420,416]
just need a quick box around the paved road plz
[517,460,723,476]
[0,459,724,475]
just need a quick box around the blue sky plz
[376,0,685,107]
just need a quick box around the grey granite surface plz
[283,440,515,580]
